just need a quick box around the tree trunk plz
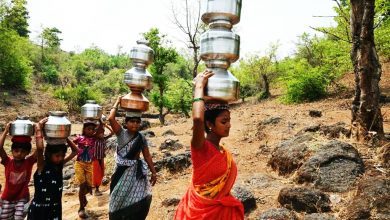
[350,0,384,139]
[261,74,270,98]
[193,45,200,78]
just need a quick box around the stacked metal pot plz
[200,0,242,103]
[120,39,154,114]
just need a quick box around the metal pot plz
[129,39,154,67]
[201,0,242,25]
[124,67,152,90]
[81,100,103,120]
[204,68,239,102]
[200,29,240,65]
[44,111,71,140]
[10,116,34,136]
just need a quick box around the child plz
[0,123,37,220]
[72,121,98,218]
[27,118,79,220]
[92,120,113,196]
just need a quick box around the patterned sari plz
[174,141,244,220]
[109,129,151,220]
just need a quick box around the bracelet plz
[193,97,204,103]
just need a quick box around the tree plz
[350,0,384,139]
[41,27,62,49]
[143,28,178,125]
[171,0,202,78]
[1,0,29,37]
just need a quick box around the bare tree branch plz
[309,26,352,43]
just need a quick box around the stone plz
[63,167,75,180]
[102,176,110,186]
[155,152,191,173]
[162,198,181,207]
[140,130,156,138]
[296,140,364,192]
[160,139,183,151]
[139,120,151,131]
[319,122,350,138]
[341,176,390,220]
[309,110,322,117]
[232,186,257,214]
[278,187,331,213]
[257,208,298,220]
[162,129,176,136]
[304,213,336,220]
[297,125,321,134]
[259,117,282,126]
[268,133,315,175]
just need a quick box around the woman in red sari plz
[174,70,244,220]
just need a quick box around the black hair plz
[125,117,141,123]
[82,123,97,135]
[204,109,230,133]
[11,142,32,153]
[45,144,67,167]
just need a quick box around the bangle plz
[193,97,204,103]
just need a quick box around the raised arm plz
[191,70,214,150]
[108,96,123,135]
[35,118,47,172]
[0,123,11,162]
[104,123,114,139]
[64,137,79,164]
[142,146,157,186]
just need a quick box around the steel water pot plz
[10,116,35,136]
[81,100,103,120]
[44,111,71,139]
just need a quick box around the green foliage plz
[54,84,103,112]
[143,28,178,122]
[165,78,192,116]
[0,26,32,89]
[1,0,29,37]
[41,27,62,49]
[41,63,59,84]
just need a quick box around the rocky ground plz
[0,63,389,219]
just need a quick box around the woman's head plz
[124,112,142,133]
[11,136,32,161]
[204,104,231,137]
[82,122,97,137]
[45,144,67,165]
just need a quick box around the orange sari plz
[174,141,244,220]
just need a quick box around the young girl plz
[174,70,244,220]
[27,118,79,220]
[72,121,98,218]
[108,98,157,220]
[92,120,113,196]
[0,123,38,220]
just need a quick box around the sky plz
[27,0,337,59]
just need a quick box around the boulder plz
[232,186,257,214]
[257,208,298,220]
[268,133,315,175]
[278,187,331,213]
[155,152,191,173]
[341,176,390,220]
[296,140,364,192]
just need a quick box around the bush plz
[42,63,59,84]
[54,84,103,112]
[165,78,192,116]
[0,27,32,89]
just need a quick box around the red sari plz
[174,141,244,220]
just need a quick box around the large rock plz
[162,129,176,136]
[278,187,331,213]
[296,140,364,192]
[162,198,181,207]
[257,208,298,220]
[259,117,282,126]
[63,167,75,180]
[160,139,184,151]
[319,122,350,138]
[268,134,315,175]
[304,213,336,220]
[140,130,156,138]
[309,110,322,118]
[232,186,256,214]
[155,152,191,173]
[139,120,151,131]
[341,176,390,220]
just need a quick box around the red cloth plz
[1,156,36,201]
[73,135,96,161]
[11,136,32,143]
[92,159,104,187]
[174,141,244,220]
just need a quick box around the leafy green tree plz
[0,26,32,89]
[1,0,29,37]
[143,28,178,124]
[41,27,62,49]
